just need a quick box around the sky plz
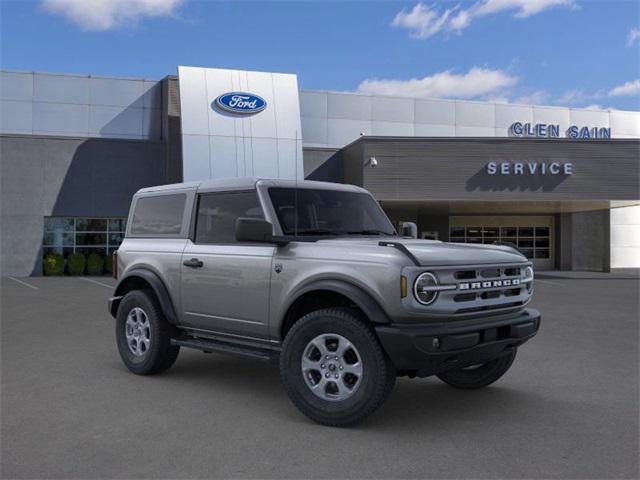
[1,0,639,111]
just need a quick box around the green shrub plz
[87,253,104,275]
[67,252,86,275]
[104,254,113,275]
[43,253,65,276]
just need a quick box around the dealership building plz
[1,66,639,275]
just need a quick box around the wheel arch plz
[280,279,391,341]
[111,269,178,324]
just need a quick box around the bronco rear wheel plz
[280,307,396,427]
[116,290,180,375]
[436,348,517,389]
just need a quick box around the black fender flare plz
[284,279,391,325]
[111,269,178,324]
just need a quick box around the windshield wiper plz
[294,229,344,236]
[346,230,393,236]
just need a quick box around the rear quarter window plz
[130,194,186,236]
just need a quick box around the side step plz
[171,337,275,362]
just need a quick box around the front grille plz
[413,262,532,316]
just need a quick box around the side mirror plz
[400,222,418,238]
[236,218,274,243]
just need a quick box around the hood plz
[315,237,527,266]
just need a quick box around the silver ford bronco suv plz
[109,178,540,426]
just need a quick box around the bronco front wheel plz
[280,308,396,427]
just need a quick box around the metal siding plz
[354,138,640,201]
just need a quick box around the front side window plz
[195,191,263,244]
[130,194,186,236]
[268,188,396,236]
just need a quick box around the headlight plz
[524,266,534,293]
[414,272,439,305]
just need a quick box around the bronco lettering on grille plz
[458,279,520,290]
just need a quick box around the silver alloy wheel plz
[301,333,363,401]
[125,307,151,357]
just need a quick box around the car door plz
[180,190,275,342]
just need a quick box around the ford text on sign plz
[214,92,267,115]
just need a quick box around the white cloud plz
[515,90,548,105]
[470,0,577,19]
[356,67,518,99]
[627,28,640,47]
[583,104,605,110]
[557,89,587,105]
[391,3,457,39]
[392,1,576,39]
[40,0,184,31]
[608,79,640,97]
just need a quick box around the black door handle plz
[183,258,203,268]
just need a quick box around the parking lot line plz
[7,276,39,290]
[80,277,114,289]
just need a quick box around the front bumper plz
[375,308,540,377]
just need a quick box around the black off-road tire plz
[436,348,517,389]
[116,290,180,375]
[280,307,396,427]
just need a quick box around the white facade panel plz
[456,102,495,128]
[277,139,303,179]
[414,123,456,136]
[415,99,455,125]
[0,100,32,133]
[182,135,211,181]
[179,66,303,181]
[570,109,609,128]
[273,73,303,140]
[611,247,640,268]
[532,106,571,133]
[299,91,327,118]
[455,125,495,137]
[327,118,371,146]
[610,110,640,137]
[372,96,414,123]
[33,102,89,136]
[210,135,240,178]
[142,81,161,109]
[89,105,143,137]
[243,71,277,139]
[90,77,144,107]
[372,121,414,136]
[495,104,534,128]
[301,116,328,145]
[610,205,640,268]
[327,93,371,120]
[179,67,209,135]
[33,73,89,105]
[1,71,33,101]
[250,138,279,178]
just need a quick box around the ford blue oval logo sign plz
[214,92,267,115]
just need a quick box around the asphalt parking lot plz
[1,272,639,479]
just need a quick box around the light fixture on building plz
[364,156,378,168]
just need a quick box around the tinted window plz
[195,192,263,244]
[130,194,186,236]
[268,188,396,236]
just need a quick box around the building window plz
[449,225,550,260]
[43,217,127,259]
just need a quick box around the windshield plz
[268,187,397,237]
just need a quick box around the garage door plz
[449,216,554,270]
